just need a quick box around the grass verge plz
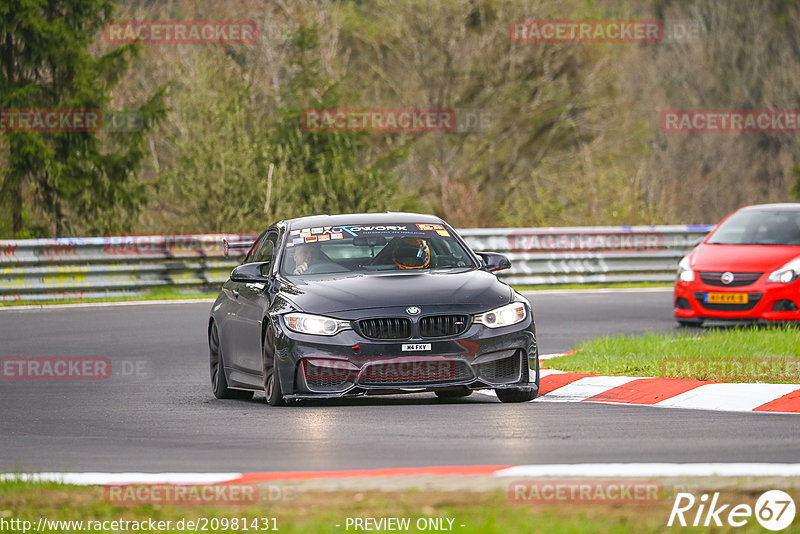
[552,325,800,383]
[3,480,798,533]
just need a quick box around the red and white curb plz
[529,353,800,414]
[4,463,800,486]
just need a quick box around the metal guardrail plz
[459,225,714,285]
[0,234,256,302]
[0,225,713,302]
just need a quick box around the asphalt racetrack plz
[2,289,799,472]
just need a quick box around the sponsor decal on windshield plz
[288,224,451,244]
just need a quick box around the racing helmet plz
[392,237,430,269]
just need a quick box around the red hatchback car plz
[674,203,800,326]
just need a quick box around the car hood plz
[280,269,514,315]
[690,244,800,272]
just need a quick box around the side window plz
[243,231,265,264]
[254,232,278,265]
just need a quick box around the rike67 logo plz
[668,490,796,531]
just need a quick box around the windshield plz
[280,223,477,276]
[707,209,800,245]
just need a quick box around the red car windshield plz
[707,209,800,246]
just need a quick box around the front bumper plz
[272,310,538,400]
[674,278,800,322]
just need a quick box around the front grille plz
[698,272,762,287]
[358,318,411,340]
[359,360,472,386]
[694,292,762,311]
[303,361,354,392]
[419,315,470,338]
[475,354,520,383]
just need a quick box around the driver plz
[391,237,430,269]
[293,244,324,274]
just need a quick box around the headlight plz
[677,256,694,282]
[767,257,800,284]
[474,302,527,328]
[284,313,351,336]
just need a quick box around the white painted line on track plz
[0,298,215,312]
[494,463,800,478]
[6,464,800,486]
[522,287,672,296]
[540,352,574,361]
[0,286,671,311]
[1,472,241,485]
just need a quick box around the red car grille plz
[698,272,762,287]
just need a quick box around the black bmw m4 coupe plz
[209,212,539,405]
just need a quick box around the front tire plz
[262,323,286,407]
[209,321,253,400]
[264,369,285,406]
[677,318,703,328]
[496,351,539,403]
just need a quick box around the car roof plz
[280,212,446,230]
[738,203,800,212]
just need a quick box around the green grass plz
[3,480,798,533]
[514,282,670,291]
[552,325,800,383]
[0,287,216,307]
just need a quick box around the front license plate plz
[705,292,748,304]
[402,343,431,351]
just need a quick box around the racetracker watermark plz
[0,109,102,132]
[102,233,256,257]
[102,110,144,132]
[660,357,800,382]
[509,480,662,504]
[1,357,110,380]
[104,484,263,506]
[300,109,456,132]
[104,20,258,44]
[507,230,665,253]
[361,359,458,382]
[510,20,663,43]
[661,109,800,133]
[303,358,459,383]
[0,357,149,380]
[662,20,705,42]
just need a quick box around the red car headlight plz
[766,257,800,284]
[677,256,695,282]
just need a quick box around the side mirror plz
[476,252,511,273]
[223,238,255,256]
[231,261,270,282]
